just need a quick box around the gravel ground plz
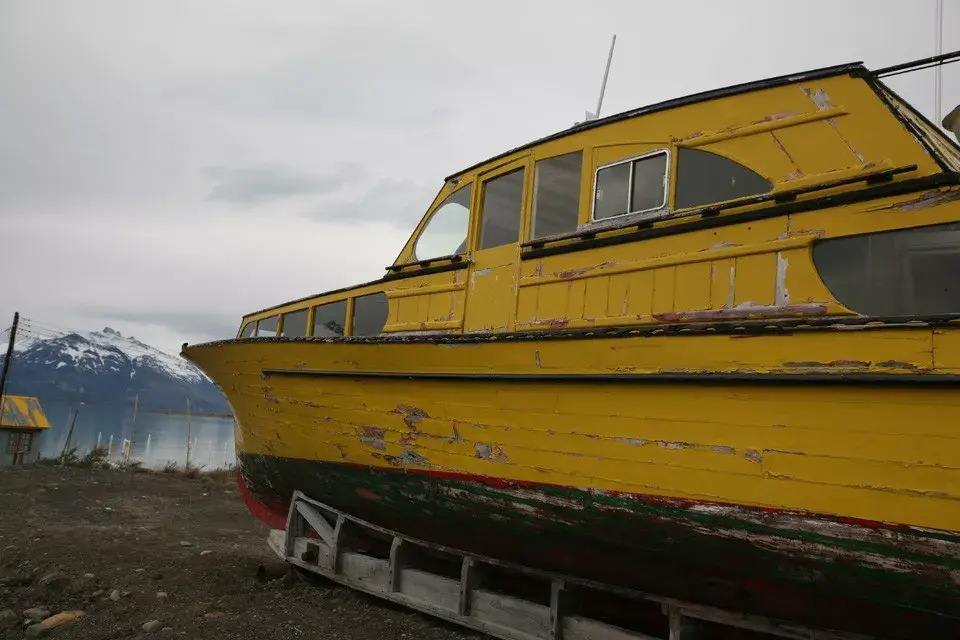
[0,464,482,640]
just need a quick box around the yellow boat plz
[183,53,960,638]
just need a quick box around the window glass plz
[280,309,308,337]
[312,301,346,337]
[675,148,773,210]
[630,153,668,212]
[352,293,388,337]
[532,152,582,239]
[256,316,278,337]
[812,221,960,316]
[479,168,525,250]
[593,162,630,220]
[240,322,254,338]
[414,185,472,261]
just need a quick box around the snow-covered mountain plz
[8,327,230,414]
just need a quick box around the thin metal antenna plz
[584,34,617,122]
[935,0,944,126]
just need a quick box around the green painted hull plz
[237,453,960,638]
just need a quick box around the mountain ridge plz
[6,326,231,415]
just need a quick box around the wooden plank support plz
[296,501,336,546]
[330,514,346,574]
[550,579,565,640]
[389,537,404,593]
[668,608,703,640]
[271,491,878,640]
[458,557,477,616]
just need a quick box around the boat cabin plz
[237,62,960,341]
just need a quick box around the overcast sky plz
[1,0,957,355]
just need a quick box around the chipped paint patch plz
[359,426,387,451]
[391,404,428,429]
[654,302,827,323]
[802,86,833,110]
[775,252,790,306]
[897,189,960,212]
[743,450,763,463]
[614,437,646,446]
[474,442,510,463]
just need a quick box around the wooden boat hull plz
[183,323,960,638]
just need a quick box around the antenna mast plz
[585,34,617,122]
[935,0,944,126]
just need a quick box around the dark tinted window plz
[256,316,278,337]
[532,152,582,239]
[414,185,472,261]
[352,293,388,336]
[813,222,960,316]
[594,151,667,221]
[281,309,308,337]
[240,322,254,338]
[674,148,772,210]
[313,301,346,337]
[479,168,525,250]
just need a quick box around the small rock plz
[161,627,173,633]
[83,573,95,579]
[38,572,65,586]
[91,590,104,598]
[103,507,112,512]
[199,550,212,556]
[135,568,145,573]
[23,608,50,622]
[178,541,192,547]
[25,611,84,638]
[0,609,18,630]
[203,611,223,619]
[121,591,131,597]
[142,619,162,632]
[156,592,167,598]
[109,589,121,602]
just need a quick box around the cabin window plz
[674,148,773,210]
[240,322,254,338]
[255,316,278,337]
[280,309,308,337]
[414,185,472,261]
[812,221,960,316]
[352,292,388,336]
[312,301,346,337]
[531,152,582,240]
[593,151,668,221]
[479,168,525,250]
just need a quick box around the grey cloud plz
[78,308,240,342]
[302,178,439,229]
[204,162,365,206]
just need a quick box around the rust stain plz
[474,442,509,463]
[554,261,618,279]
[654,303,827,323]
[355,488,382,502]
[517,318,571,330]
[875,360,921,370]
[897,189,960,212]
[783,360,870,369]
[770,131,800,172]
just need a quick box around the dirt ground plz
[0,463,482,640]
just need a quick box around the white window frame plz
[590,149,671,224]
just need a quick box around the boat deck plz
[269,491,875,640]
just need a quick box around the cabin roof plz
[0,395,52,430]
[445,61,868,182]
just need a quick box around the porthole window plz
[414,186,472,261]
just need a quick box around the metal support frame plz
[269,491,874,640]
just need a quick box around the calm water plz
[38,400,237,470]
